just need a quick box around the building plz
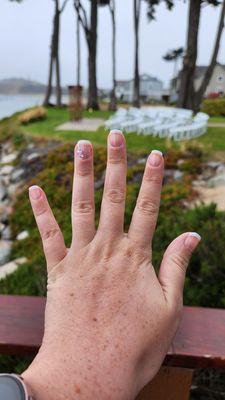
[173,63,225,98]
[116,74,163,103]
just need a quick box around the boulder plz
[11,168,25,183]
[0,240,12,265]
[17,230,29,241]
[206,173,225,188]
[1,152,18,164]
[0,179,7,201]
[0,165,14,176]
[1,226,11,240]
[174,170,183,181]
[0,257,27,280]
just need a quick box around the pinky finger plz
[29,185,67,271]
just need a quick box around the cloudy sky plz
[0,0,225,89]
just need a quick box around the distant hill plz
[0,78,67,95]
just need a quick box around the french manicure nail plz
[76,140,92,159]
[109,130,124,147]
[148,150,163,167]
[29,185,42,200]
[184,232,201,249]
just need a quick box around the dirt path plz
[208,122,225,128]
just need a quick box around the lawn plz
[20,107,225,158]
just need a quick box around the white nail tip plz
[189,232,201,241]
[77,140,91,145]
[109,129,123,135]
[151,150,163,157]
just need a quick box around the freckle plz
[75,386,81,394]
[70,293,74,297]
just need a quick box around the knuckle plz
[35,205,48,218]
[137,198,158,216]
[42,227,60,241]
[73,200,94,214]
[76,161,92,177]
[105,188,125,204]
[145,174,162,185]
[170,252,188,274]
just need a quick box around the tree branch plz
[60,0,70,13]
[74,0,89,34]
[196,0,225,99]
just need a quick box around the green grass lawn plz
[19,107,225,157]
[209,116,225,123]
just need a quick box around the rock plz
[174,170,183,181]
[0,165,14,175]
[192,180,206,187]
[17,230,29,241]
[0,205,10,223]
[1,152,18,164]
[11,168,25,183]
[0,223,5,233]
[94,179,104,190]
[177,159,185,166]
[206,161,222,169]
[0,179,7,201]
[206,173,225,188]
[137,157,147,165]
[0,257,27,280]
[7,182,21,198]
[216,164,225,175]
[26,152,40,162]
[0,240,12,265]
[1,226,11,240]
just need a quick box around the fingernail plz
[76,140,92,159]
[148,150,163,167]
[29,185,42,200]
[109,130,124,147]
[184,232,201,250]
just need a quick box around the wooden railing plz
[1,295,225,399]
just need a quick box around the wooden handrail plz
[0,295,225,369]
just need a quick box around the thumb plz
[158,232,201,306]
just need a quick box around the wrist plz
[22,356,137,400]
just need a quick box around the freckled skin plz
[23,134,200,400]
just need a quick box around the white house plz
[116,74,163,102]
[174,63,225,98]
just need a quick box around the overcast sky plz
[0,0,225,89]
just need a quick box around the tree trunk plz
[133,0,141,108]
[43,51,54,106]
[193,0,225,112]
[43,0,62,107]
[76,10,81,87]
[109,0,117,111]
[55,5,62,107]
[43,2,58,106]
[177,0,201,109]
[87,0,99,110]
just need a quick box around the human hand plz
[22,131,200,400]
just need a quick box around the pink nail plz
[148,150,163,167]
[109,130,124,147]
[76,140,92,159]
[29,185,42,200]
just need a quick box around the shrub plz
[18,107,47,125]
[202,98,225,116]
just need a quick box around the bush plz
[18,107,47,125]
[202,98,225,116]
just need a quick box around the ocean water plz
[0,94,69,120]
[0,94,44,120]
